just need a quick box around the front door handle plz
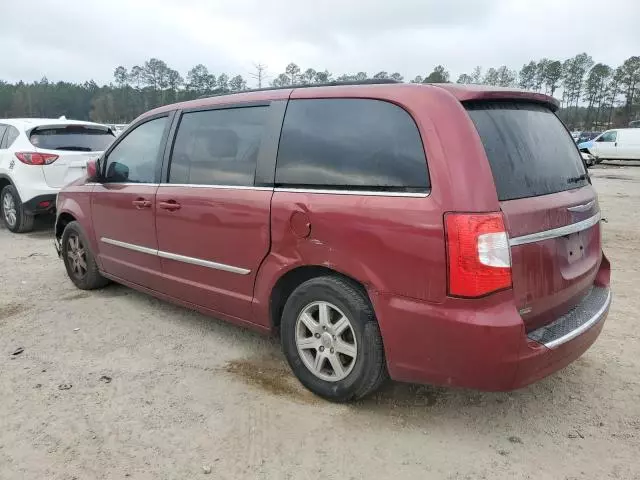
[158,200,181,211]
[132,198,152,209]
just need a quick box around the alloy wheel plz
[2,192,17,228]
[295,301,358,382]
[67,234,88,278]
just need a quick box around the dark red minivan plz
[55,81,611,402]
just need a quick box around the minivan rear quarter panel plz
[254,85,510,351]
[255,85,609,390]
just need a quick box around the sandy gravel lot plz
[1,164,639,480]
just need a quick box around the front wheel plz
[281,276,387,402]
[61,221,109,290]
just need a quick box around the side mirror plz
[86,158,98,181]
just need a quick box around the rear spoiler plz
[26,124,114,136]
[433,84,560,112]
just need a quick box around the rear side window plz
[30,125,115,152]
[275,99,429,192]
[466,102,588,201]
[4,126,19,148]
[169,106,268,186]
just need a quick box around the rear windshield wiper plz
[567,173,589,184]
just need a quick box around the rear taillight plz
[15,152,59,166]
[445,212,512,297]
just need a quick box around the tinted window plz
[30,125,115,152]
[275,99,429,191]
[4,126,19,148]
[597,131,617,142]
[104,117,168,183]
[169,107,268,186]
[0,125,7,148]
[466,102,588,201]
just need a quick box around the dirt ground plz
[1,164,639,480]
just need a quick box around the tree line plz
[1,53,638,129]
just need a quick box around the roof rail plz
[198,78,401,99]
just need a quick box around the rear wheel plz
[281,276,387,402]
[61,221,109,290]
[1,185,34,233]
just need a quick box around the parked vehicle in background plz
[579,128,640,163]
[571,131,581,141]
[629,120,640,128]
[0,119,115,232]
[55,81,611,402]
[581,151,596,167]
[576,131,601,144]
[107,124,128,136]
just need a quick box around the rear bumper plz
[512,298,609,389]
[22,194,57,215]
[373,254,611,391]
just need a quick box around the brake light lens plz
[15,152,59,165]
[445,212,512,297]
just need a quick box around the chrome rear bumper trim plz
[528,288,611,349]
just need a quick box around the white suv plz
[0,118,115,233]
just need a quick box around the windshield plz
[466,102,588,201]
[30,125,115,152]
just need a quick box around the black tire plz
[595,157,604,164]
[1,185,34,233]
[280,276,387,402]
[61,221,109,290]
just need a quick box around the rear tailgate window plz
[466,102,588,201]
[30,125,114,152]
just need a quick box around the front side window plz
[104,117,168,183]
[275,99,429,192]
[597,131,617,143]
[169,106,268,186]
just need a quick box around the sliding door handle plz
[132,198,151,209]
[158,200,181,211]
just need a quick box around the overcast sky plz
[3,0,639,86]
